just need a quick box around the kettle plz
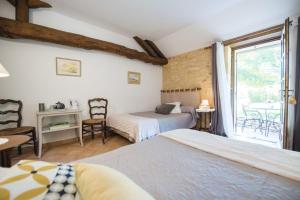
[54,101,65,109]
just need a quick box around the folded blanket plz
[162,129,300,182]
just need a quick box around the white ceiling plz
[46,0,243,40]
[44,0,300,56]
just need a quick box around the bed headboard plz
[161,88,201,107]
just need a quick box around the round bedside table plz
[0,135,30,167]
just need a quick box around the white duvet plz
[107,114,160,142]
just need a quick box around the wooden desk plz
[0,135,30,167]
[37,109,83,158]
[196,108,215,132]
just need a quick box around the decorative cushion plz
[155,104,175,115]
[75,163,154,200]
[0,160,77,200]
[166,102,182,114]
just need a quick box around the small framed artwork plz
[56,57,81,77]
[128,71,141,84]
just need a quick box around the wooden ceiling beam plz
[0,17,168,65]
[15,0,29,22]
[6,0,52,8]
[133,36,159,57]
[145,40,167,59]
[6,0,16,6]
[27,0,52,8]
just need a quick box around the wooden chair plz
[0,99,38,156]
[82,98,108,144]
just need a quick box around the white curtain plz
[216,42,234,137]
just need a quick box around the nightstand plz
[196,108,215,132]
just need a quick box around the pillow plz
[155,104,175,114]
[180,105,196,113]
[75,163,154,200]
[166,102,182,114]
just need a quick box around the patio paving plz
[235,127,282,149]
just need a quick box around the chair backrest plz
[88,98,108,119]
[0,99,22,128]
[242,106,263,120]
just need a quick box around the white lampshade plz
[0,63,10,77]
[201,99,209,106]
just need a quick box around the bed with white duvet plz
[107,105,197,142]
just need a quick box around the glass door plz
[232,40,283,148]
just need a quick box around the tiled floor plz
[11,134,131,165]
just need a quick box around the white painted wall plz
[0,1,162,143]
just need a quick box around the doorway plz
[232,40,283,148]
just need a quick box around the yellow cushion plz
[75,164,154,200]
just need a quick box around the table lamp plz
[0,63,10,77]
[199,99,210,109]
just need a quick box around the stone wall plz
[163,47,214,106]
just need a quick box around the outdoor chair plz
[241,106,264,133]
[266,113,282,141]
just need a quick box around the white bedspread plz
[162,129,300,182]
[107,114,160,142]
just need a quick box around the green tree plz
[236,43,281,103]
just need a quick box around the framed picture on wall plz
[56,57,81,77]
[128,71,141,84]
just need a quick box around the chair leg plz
[81,125,84,142]
[102,122,105,144]
[32,128,38,156]
[265,122,271,137]
[241,120,247,132]
[279,130,282,141]
[17,145,22,155]
[102,133,105,144]
[91,125,95,139]
[259,120,264,134]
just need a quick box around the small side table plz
[0,135,30,167]
[37,109,83,158]
[196,108,215,132]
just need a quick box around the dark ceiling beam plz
[145,40,167,59]
[6,0,16,6]
[0,17,168,65]
[6,0,52,8]
[15,0,29,22]
[27,0,52,8]
[133,36,159,57]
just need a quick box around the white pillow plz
[166,102,182,113]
